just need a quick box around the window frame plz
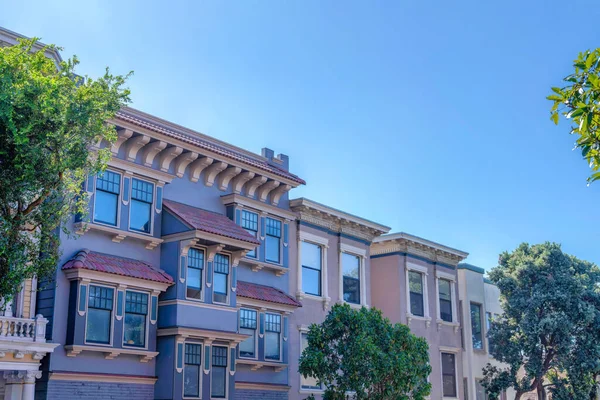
[408,270,425,317]
[405,263,430,320]
[239,308,258,360]
[183,342,203,399]
[241,210,259,259]
[299,330,324,393]
[301,241,323,297]
[92,169,122,228]
[339,243,366,307]
[211,345,229,399]
[470,302,484,351]
[84,283,115,347]
[122,289,149,349]
[128,176,155,236]
[186,247,206,302]
[440,351,459,399]
[264,313,282,362]
[265,217,282,264]
[435,270,458,325]
[212,253,231,305]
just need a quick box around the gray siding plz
[45,380,154,400]
[235,389,288,400]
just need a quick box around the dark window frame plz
[186,248,205,300]
[342,252,361,304]
[408,270,425,317]
[438,278,453,323]
[471,302,484,350]
[265,217,282,264]
[241,210,259,258]
[123,290,148,348]
[239,309,257,359]
[93,170,121,226]
[85,285,114,345]
[212,254,230,304]
[441,352,457,398]
[130,178,154,234]
[264,313,282,361]
[211,346,228,398]
[301,241,322,297]
[184,343,202,398]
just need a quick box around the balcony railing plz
[0,314,48,342]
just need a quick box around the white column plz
[3,298,13,317]
[3,371,23,400]
[22,371,41,400]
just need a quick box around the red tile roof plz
[163,200,260,245]
[62,250,173,284]
[116,109,305,185]
[237,281,302,308]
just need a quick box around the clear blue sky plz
[3,0,600,270]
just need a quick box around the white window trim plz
[240,209,259,259]
[212,253,231,306]
[92,169,122,228]
[185,247,207,303]
[122,288,151,350]
[264,312,283,362]
[182,341,203,400]
[84,283,116,347]
[127,175,155,237]
[406,263,430,320]
[440,348,460,400]
[435,270,459,327]
[298,327,324,394]
[238,308,258,360]
[210,345,229,400]
[264,215,284,266]
[339,243,367,307]
[297,232,330,308]
[470,302,485,351]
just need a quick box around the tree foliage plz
[548,49,600,183]
[0,39,130,300]
[299,303,431,400]
[482,243,600,400]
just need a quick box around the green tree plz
[0,39,130,301]
[299,303,431,400]
[482,243,600,400]
[548,49,600,183]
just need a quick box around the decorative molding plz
[159,146,183,172]
[340,242,367,257]
[74,222,163,250]
[245,176,267,198]
[63,267,171,293]
[206,244,225,262]
[189,156,214,183]
[174,151,199,178]
[257,180,280,203]
[298,231,330,247]
[236,359,287,372]
[240,258,288,276]
[231,250,249,267]
[64,345,158,363]
[371,233,468,264]
[220,194,297,220]
[141,140,167,167]
[107,158,175,183]
[157,327,249,344]
[125,135,150,162]
[236,297,298,313]
[270,184,291,206]
[158,299,238,313]
[112,128,133,154]
[235,382,291,392]
[161,231,256,252]
[232,171,255,194]
[204,161,228,186]
[49,371,157,385]
[217,166,242,191]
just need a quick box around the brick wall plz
[44,380,154,400]
[235,389,288,400]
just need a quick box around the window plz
[439,279,453,322]
[301,333,322,390]
[187,248,204,299]
[265,218,281,263]
[130,178,153,233]
[242,211,258,258]
[94,170,120,226]
[476,379,488,400]
[86,285,114,344]
[302,242,322,296]
[471,303,483,349]
[239,309,257,358]
[124,291,148,347]
[342,253,361,304]
[184,343,202,398]
[409,271,425,317]
[441,352,457,398]
[211,346,227,398]
[265,313,281,361]
[213,254,229,304]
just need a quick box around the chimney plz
[262,147,289,171]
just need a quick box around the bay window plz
[184,343,202,398]
[86,285,114,344]
[242,210,258,258]
[301,241,322,296]
[211,346,228,398]
[213,254,229,304]
[265,218,281,263]
[438,279,453,322]
[265,313,281,361]
[94,170,121,226]
[342,253,360,304]
[409,271,425,317]
[123,291,148,347]
[239,309,257,358]
[130,178,153,233]
[187,248,204,299]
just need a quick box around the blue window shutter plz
[259,313,265,336]
[78,284,87,314]
[204,345,211,371]
[156,186,163,211]
[283,316,289,340]
[151,295,158,322]
[87,175,95,192]
[176,342,183,371]
[207,262,213,285]
[116,290,124,318]
[123,176,130,203]
[232,267,237,290]
[230,348,236,372]
[180,255,186,283]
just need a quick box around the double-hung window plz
[265,313,281,361]
[342,253,361,304]
[301,242,322,296]
[94,170,121,226]
[239,309,257,358]
[265,218,281,263]
[123,291,148,347]
[438,279,453,322]
[184,343,202,398]
[301,332,322,390]
[211,346,228,398]
[86,285,114,344]
[242,211,258,258]
[130,178,154,234]
[187,248,204,299]
[409,271,425,317]
[213,254,229,304]
[471,303,483,349]
[441,352,457,397]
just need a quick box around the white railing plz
[0,314,47,342]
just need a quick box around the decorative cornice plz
[49,371,157,385]
[220,193,297,220]
[371,233,468,265]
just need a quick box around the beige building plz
[371,233,468,400]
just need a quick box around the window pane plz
[342,253,359,278]
[183,364,200,397]
[94,190,118,226]
[187,267,202,299]
[265,331,280,360]
[410,292,424,317]
[214,254,229,273]
[442,353,457,397]
[476,379,487,400]
[439,279,451,300]
[302,267,321,296]
[245,228,257,258]
[124,313,146,347]
[265,218,281,237]
[439,279,453,322]
[409,271,423,294]
[131,179,153,203]
[130,199,151,233]
[240,309,257,329]
[302,242,322,270]
[213,273,227,303]
[239,328,255,358]
[211,346,227,398]
[440,299,453,322]
[241,210,258,231]
[343,277,360,304]
[266,235,280,263]
[471,303,483,349]
[301,333,321,389]
[86,308,111,344]
[96,171,121,194]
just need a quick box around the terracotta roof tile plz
[163,200,260,245]
[116,109,305,185]
[237,281,301,308]
[62,250,173,284]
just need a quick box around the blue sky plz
[3,0,600,270]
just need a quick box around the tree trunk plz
[514,391,523,400]
[536,380,546,400]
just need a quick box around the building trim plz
[157,327,249,344]
[370,252,457,270]
[107,158,175,183]
[158,299,238,313]
[235,381,291,392]
[49,371,157,384]
[221,194,297,220]
[457,263,485,274]
[298,221,372,246]
[373,232,468,258]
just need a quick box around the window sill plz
[241,258,288,276]
[64,345,158,362]
[406,314,432,327]
[236,358,287,372]
[436,319,460,333]
[74,222,163,250]
[299,389,325,394]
